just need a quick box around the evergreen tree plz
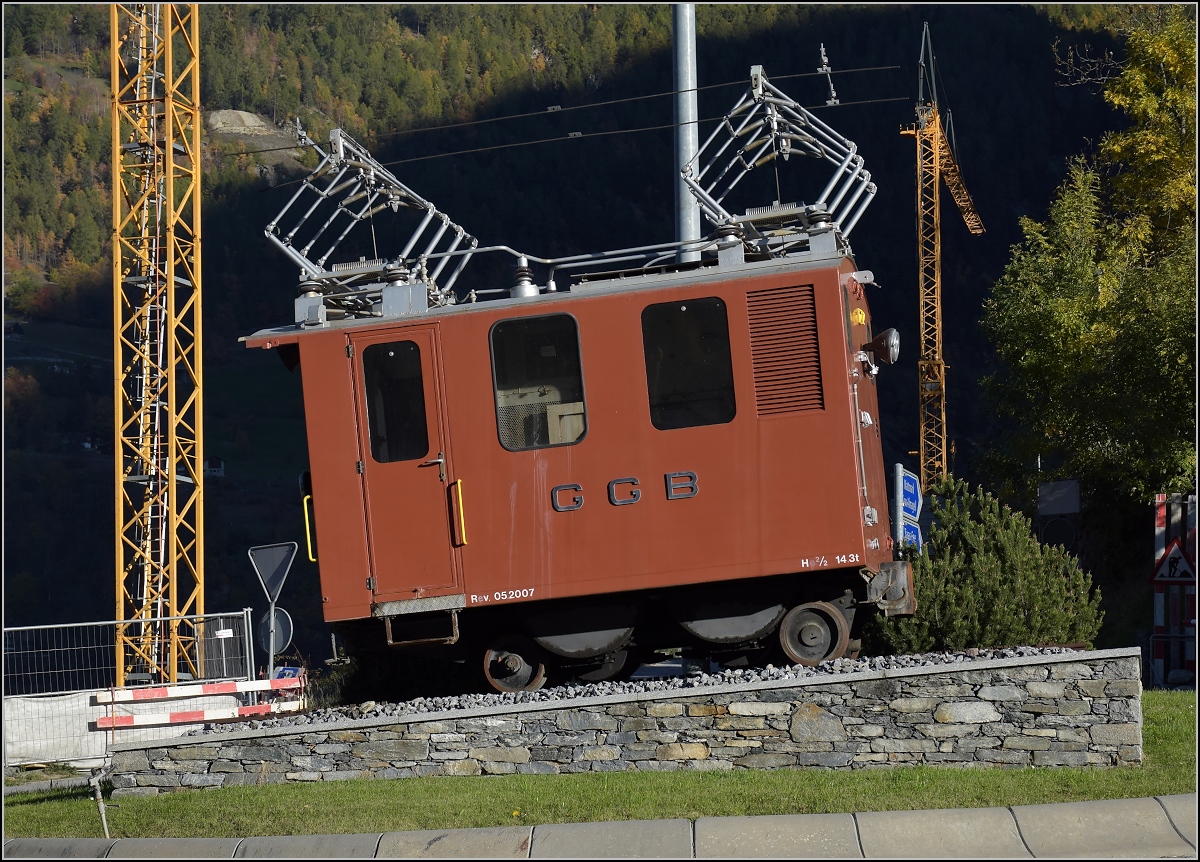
[871,477,1104,654]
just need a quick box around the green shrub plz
[870,476,1103,654]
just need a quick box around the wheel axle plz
[778,601,850,666]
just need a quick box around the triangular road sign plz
[1151,537,1195,584]
[249,542,298,602]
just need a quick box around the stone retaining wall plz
[106,648,1143,796]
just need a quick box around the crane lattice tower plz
[900,22,984,494]
[110,3,204,685]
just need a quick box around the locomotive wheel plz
[482,637,547,693]
[778,602,850,666]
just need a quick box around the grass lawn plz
[3,689,1194,840]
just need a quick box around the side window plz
[362,340,429,463]
[491,314,587,451]
[641,296,736,430]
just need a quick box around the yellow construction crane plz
[110,4,204,685]
[901,22,984,493]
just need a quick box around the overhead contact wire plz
[228,64,901,160]
[362,63,902,141]
[256,94,909,187]
[378,96,909,167]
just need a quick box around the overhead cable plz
[379,97,910,167]
[364,64,902,141]
[224,64,900,160]
[255,94,909,186]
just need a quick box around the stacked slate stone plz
[106,648,1143,795]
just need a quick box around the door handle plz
[453,479,467,546]
[420,452,446,482]
[302,495,317,562]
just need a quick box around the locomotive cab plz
[243,69,915,692]
[245,250,914,689]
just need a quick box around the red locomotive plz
[245,69,914,691]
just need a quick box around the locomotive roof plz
[246,66,879,350]
[241,241,857,349]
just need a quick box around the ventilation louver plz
[747,285,824,415]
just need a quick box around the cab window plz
[362,340,430,463]
[491,314,587,451]
[641,297,736,430]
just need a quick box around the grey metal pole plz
[673,3,700,263]
[268,600,277,680]
[243,607,255,686]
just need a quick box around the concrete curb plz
[3,777,92,797]
[233,833,383,857]
[1010,796,1197,859]
[694,813,861,858]
[377,825,532,858]
[856,806,1031,858]
[1157,794,1199,850]
[530,819,693,858]
[106,837,244,858]
[2,838,119,857]
[3,794,1195,858]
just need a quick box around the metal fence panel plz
[3,622,117,696]
[3,611,254,768]
[3,611,253,697]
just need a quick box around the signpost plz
[894,464,923,552]
[1151,537,1195,584]
[1148,536,1196,686]
[257,607,294,656]
[248,542,298,679]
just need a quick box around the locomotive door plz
[351,326,461,599]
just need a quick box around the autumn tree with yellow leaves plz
[982,5,1196,503]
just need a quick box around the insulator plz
[510,257,538,298]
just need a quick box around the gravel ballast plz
[183,646,1083,736]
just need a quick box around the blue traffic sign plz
[900,471,922,520]
[893,464,925,553]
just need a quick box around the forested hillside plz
[5,5,1188,662]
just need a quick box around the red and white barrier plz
[96,698,303,729]
[94,675,302,704]
[94,672,307,731]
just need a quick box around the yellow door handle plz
[454,479,467,546]
[302,495,317,562]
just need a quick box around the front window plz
[362,340,429,463]
[641,297,736,430]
